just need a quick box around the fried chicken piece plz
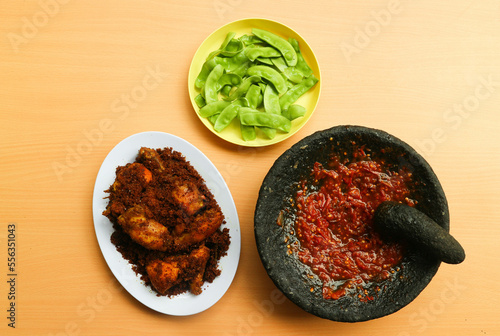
[117,205,224,252]
[146,259,181,294]
[138,147,165,172]
[103,163,152,218]
[174,208,224,250]
[138,147,207,216]
[188,246,211,295]
[171,181,207,216]
[117,205,171,251]
[111,162,152,192]
[146,245,211,295]
[105,201,126,218]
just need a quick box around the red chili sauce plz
[289,148,415,301]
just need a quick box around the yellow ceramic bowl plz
[188,18,321,147]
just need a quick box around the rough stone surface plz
[254,125,449,322]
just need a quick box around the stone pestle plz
[374,201,465,264]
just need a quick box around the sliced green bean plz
[194,94,206,108]
[220,85,232,97]
[245,84,262,109]
[239,34,263,46]
[220,38,244,57]
[226,50,249,72]
[247,65,287,94]
[214,102,242,132]
[245,46,281,62]
[252,28,297,66]
[199,100,231,118]
[260,127,276,139]
[230,61,250,78]
[238,100,256,140]
[204,64,225,104]
[282,104,306,120]
[218,73,241,87]
[207,32,236,59]
[286,78,295,89]
[240,123,256,141]
[239,108,291,132]
[270,56,287,72]
[225,75,261,101]
[247,96,277,138]
[258,82,267,93]
[270,56,303,83]
[279,74,318,111]
[221,32,236,47]
[288,38,313,77]
[256,57,274,66]
[208,114,219,125]
[261,86,279,139]
[263,85,281,115]
[283,67,303,84]
[195,58,217,89]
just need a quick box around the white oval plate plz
[92,131,241,315]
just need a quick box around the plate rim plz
[92,131,241,315]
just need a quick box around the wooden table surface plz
[2,1,500,335]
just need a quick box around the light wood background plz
[1,1,499,335]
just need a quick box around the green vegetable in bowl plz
[194,29,318,141]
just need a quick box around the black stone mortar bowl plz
[254,125,453,322]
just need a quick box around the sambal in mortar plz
[282,146,415,301]
[255,125,450,322]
